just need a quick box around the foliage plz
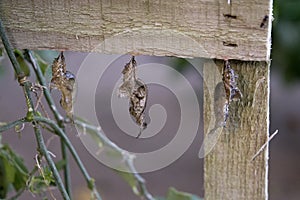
[0,143,28,198]
[272,0,300,83]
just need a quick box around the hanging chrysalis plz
[118,56,147,138]
[223,60,243,103]
[199,60,243,158]
[50,52,75,118]
[214,60,242,127]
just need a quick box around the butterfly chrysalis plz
[50,52,75,118]
[214,60,242,127]
[118,56,147,138]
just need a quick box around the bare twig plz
[33,126,70,200]
[74,118,155,200]
[31,84,50,118]
[0,118,26,133]
[251,129,279,161]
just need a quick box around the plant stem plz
[61,139,72,196]
[0,20,33,109]
[126,159,154,200]
[32,116,102,200]
[0,19,70,200]
[0,20,23,77]
[33,126,71,200]
[74,118,155,200]
[25,50,72,197]
[0,118,26,133]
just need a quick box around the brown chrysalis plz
[223,60,243,102]
[50,52,75,118]
[214,60,242,127]
[118,56,147,138]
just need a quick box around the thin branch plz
[0,118,26,133]
[60,140,71,196]
[0,19,70,200]
[251,129,279,161]
[126,158,154,200]
[74,118,155,200]
[33,126,71,200]
[32,116,102,200]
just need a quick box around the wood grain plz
[0,0,272,61]
[203,60,269,200]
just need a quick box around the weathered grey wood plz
[203,60,269,200]
[0,0,272,61]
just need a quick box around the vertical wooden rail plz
[203,60,269,200]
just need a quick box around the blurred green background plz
[272,0,300,83]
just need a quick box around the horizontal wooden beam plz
[0,0,272,61]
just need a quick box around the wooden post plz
[203,60,269,200]
[0,0,272,199]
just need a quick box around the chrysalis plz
[50,52,75,118]
[199,60,243,158]
[215,60,242,127]
[118,56,147,138]
[223,60,243,103]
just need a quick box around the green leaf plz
[28,166,56,195]
[42,167,56,186]
[115,170,138,195]
[28,176,49,194]
[44,64,53,84]
[33,52,49,75]
[165,187,203,200]
[0,144,29,195]
[34,50,59,64]
[14,49,30,77]
[0,156,9,198]
[54,159,67,171]
[0,152,16,198]
[33,50,59,76]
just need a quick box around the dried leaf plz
[14,49,31,77]
[50,52,75,118]
[118,56,147,138]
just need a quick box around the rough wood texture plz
[0,0,272,61]
[203,60,269,200]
